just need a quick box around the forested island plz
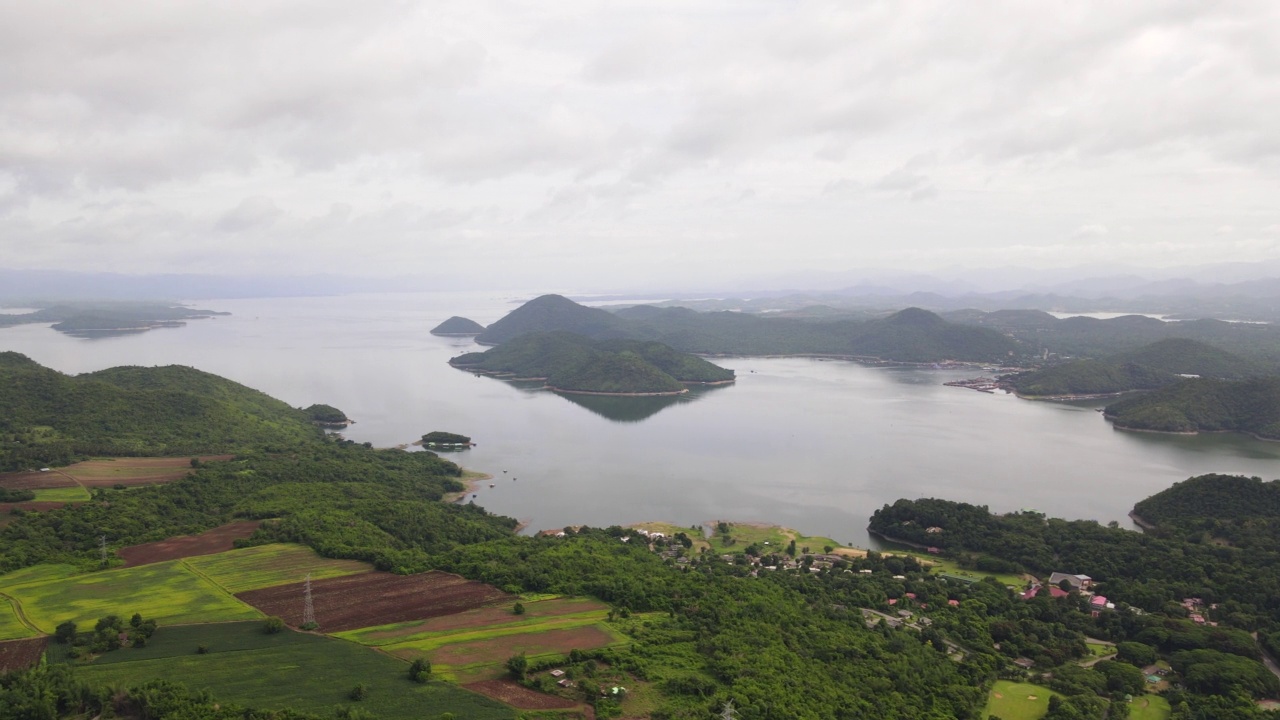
[450,331,735,395]
[0,301,227,337]
[430,316,486,336]
[5,355,1280,718]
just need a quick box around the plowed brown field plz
[421,626,617,667]
[464,680,580,710]
[0,637,48,674]
[235,571,509,632]
[118,520,262,567]
[70,456,234,487]
[0,470,78,490]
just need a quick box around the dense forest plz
[1104,376,1280,439]
[0,355,332,471]
[1007,339,1264,397]
[450,331,734,394]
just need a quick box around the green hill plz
[429,316,486,336]
[1010,360,1176,397]
[1110,338,1264,379]
[474,295,635,345]
[0,360,330,470]
[450,331,732,394]
[844,307,1019,363]
[1105,376,1280,439]
[1133,474,1280,529]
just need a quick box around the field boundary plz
[0,591,41,636]
[179,559,255,608]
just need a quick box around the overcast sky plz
[1,1,1277,292]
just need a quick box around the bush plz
[196,645,209,654]
[263,616,285,634]
[349,683,367,701]
[409,658,431,683]
[513,602,525,615]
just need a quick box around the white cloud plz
[0,0,1277,289]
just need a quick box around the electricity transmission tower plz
[302,573,316,627]
[98,535,107,565]
[720,700,736,720]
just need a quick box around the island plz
[429,316,486,336]
[0,301,229,337]
[449,330,735,395]
[419,430,473,449]
[302,403,352,427]
[1104,375,1280,439]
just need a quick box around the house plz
[1047,572,1092,591]
[948,599,960,607]
[858,569,873,574]
[926,546,940,554]
[550,669,565,678]
[1013,657,1035,670]
[1090,595,1108,609]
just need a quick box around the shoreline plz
[443,470,493,503]
[1109,423,1280,442]
[1128,512,1157,531]
[550,386,688,397]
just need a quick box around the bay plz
[3,291,1277,548]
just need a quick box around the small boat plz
[489,483,495,488]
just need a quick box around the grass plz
[1086,641,1114,658]
[0,564,83,590]
[365,611,614,653]
[30,486,91,502]
[1128,694,1171,720]
[982,680,1058,720]
[0,596,38,641]
[703,522,849,556]
[907,554,1027,588]
[73,625,515,720]
[2,560,262,632]
[337,598,608,647]
[183,543,371,594]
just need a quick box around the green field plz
[703,522,847,556]
[2,560,261,631]
[1086,641,1115,658]
[354,608,614,652]
[0,564,83,590]
[73,624,515,720]
[30,486,91,502]
[908,554,1027,588]
[982,680,1058,720]
[184,543,372,594]
[0,596,38,641]
[1129,694,1171,720]
[338,598,608,647]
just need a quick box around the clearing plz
[702,521,851,556]
[118,522,263,567]
[983,680,1059,720]
[235,570,509,632]
[0,559,261,632]
[1129,694,1171,720]
[184,543,371,593]
[63,456,235,487]
[72,623,515,720]
[0,637,48,674]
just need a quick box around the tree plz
[409,658,431,683]
[130,612,143,628]
[349,683,367,701]
[506,653,528,679]
[54,621,77,644]
[263,616,285,634]
[513,602,525,615]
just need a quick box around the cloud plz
[1073,224,1110,238]
[216,196,283,233]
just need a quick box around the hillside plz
[1132,474,1280,530]
[474,295,635,345]
[844,307,1019,363]
[430,316,486,336]
[0,359,331,471]
[450,331,732,394]
[1110,337,1264,378]
[1010,360,1176,397]
[1104,376,1280,439]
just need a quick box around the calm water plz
[3,292,1277,547]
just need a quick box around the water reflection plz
[557,383,731,422]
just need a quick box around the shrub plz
[263,616,285,634]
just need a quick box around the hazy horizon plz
[1,2,1278,292]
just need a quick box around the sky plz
[1,1,1278,292]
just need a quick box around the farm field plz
[0,596,38,640]
[63,456,235,487]
[463,679,579,710]
[341,597,609,646]
[1129,694,1171,720]
[0,637,47,674]
[73,624,516,720]
[236,570,508,632]
[0,559,261,631]
[30,486,91,502]
[119,521,263,567]
[982,680,1059,720]
[184,542,371,592]
[0,469,79,490]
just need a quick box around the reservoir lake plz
[3,291,1278,548]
